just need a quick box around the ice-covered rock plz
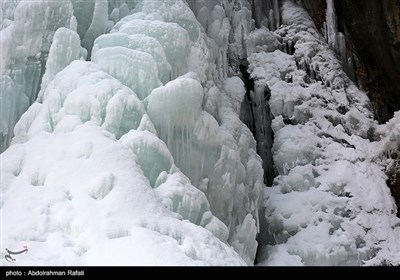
[253,0,400,266]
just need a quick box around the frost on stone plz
[253,0,400,266]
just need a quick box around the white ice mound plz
[1,123,245,265]
[13,60,145,143]
[2,0,266,266]
[92,46,162,100]
[147,77,204,130]
[93,33,172,84]
[113,19,191,79]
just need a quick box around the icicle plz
[70,16,78,32]
[337,32,346,61]
[273,0,280,30]
[269,9,274,31]
[326,0,338,51]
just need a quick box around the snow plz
[0,76,18,152]
[1,123,245,266]
[252,0,400,266]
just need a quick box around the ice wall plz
[2,58,250,265]
[1,0,265,265]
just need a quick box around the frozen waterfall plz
[1,0,400,266]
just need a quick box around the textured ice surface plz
[1,0,264,266]
[120,130,174,187]
[2,58,248,265]
[114,19,191,79]
[93,33,172,83]
[92,46,162,100]
[145,75,262,265]
[82,0,109,58]
[0,0,74,152]
[39,27,82,99]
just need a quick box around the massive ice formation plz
[1,0,400,267]
[1,0,263,266]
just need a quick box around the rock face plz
[303,0,400,123]
[388,157,400,218]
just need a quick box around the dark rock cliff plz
[303,0,400,124]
